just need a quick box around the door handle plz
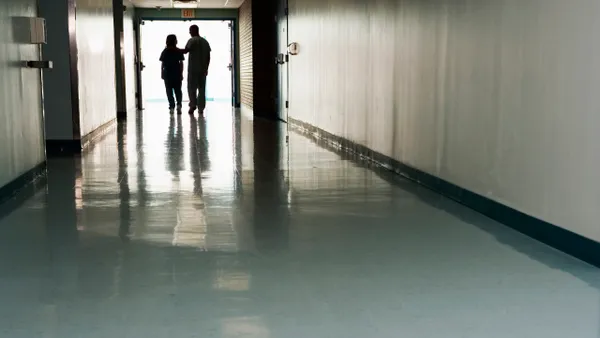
[227,64,233,70]
[275,53,285,65]
[23,60,53,69]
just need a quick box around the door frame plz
[133,16,240,108]
[229,20,238,108]
[134,16,144,110]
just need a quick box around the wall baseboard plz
[81,118,117,152]
[0,161,46,215]
[289,117,600,268]
[47,118,118,156]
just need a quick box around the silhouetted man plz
[181,24,211,115]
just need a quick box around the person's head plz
[189,24,199,37]
[166,34,177,47]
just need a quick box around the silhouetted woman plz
[160,34,184,113]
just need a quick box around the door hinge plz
[285,100,289,108]
[284,7,288,15]
[228,22,232,29]
[285,54,289,62]
[286,135,289,143]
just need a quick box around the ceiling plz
[130,0,245,8]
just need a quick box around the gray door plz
[277,0,289,122]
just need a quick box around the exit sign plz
[181,9,195,18]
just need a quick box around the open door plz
[139,20,233,105]
[277,0,289,122]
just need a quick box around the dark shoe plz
[188,107,196,115]
[169,108,175,114]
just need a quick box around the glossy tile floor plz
[1,103,600,338]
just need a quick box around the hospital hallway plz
[1,103,600,338]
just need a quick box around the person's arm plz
[159,51,165,79]
[206,54,210,75]
[205,42,211,75]
[180,39,193,54]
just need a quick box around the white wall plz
[288,0,600,242]
[77,0,117,136]
[0,0,45,186]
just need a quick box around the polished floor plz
[1,103,600,337]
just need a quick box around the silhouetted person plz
[181,25,211,115]
[160,34,184,114]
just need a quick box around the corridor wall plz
[77,0,117,136]
[0,0,45,187]
[287,0,600,243]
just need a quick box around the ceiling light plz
[172,0,198,8]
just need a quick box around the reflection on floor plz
[1,103,599,338]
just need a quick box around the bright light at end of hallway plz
[140,20,233,104]
[87,37,105,54]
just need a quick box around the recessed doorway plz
[139,19,235,107]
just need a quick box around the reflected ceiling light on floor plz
[172,0,198,8]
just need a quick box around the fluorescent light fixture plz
[172,0,198,8]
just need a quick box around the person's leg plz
[197,75,207,112]
[187,73,198,110]
[165,80,175,109]
[174,80,183,110]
